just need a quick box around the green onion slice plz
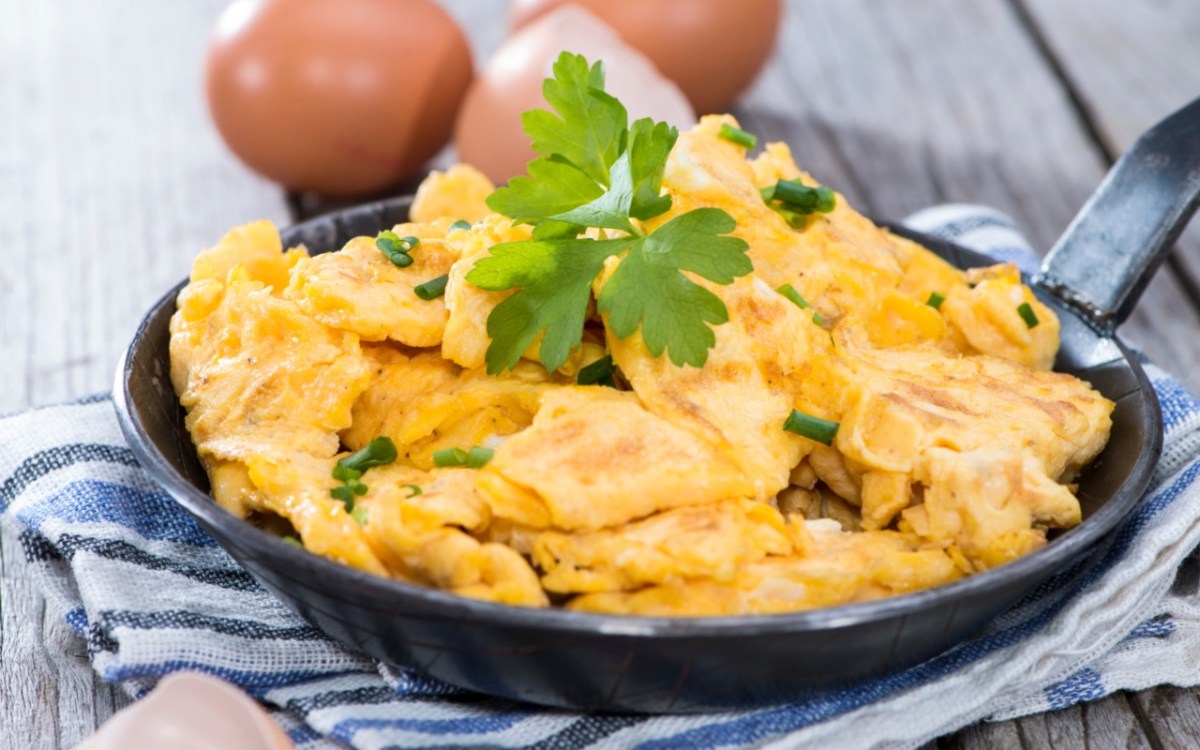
[337,438,398,474]
[466,446,494,469]
[350,506,369,525]
[718,123,758,149]
[402,484,423,497]
[414,274,449,300]
[1017,302,1039,328]
[449,219,472,231]
[811,311,827,327]
[777,283,812,310]
[577,355,616,386]
[330,484,356,507]
[927,291,946,310]
[376,231,420,267]
[783,409,840,446]
[282,536,303,548]
[433,448,470,467]
[762,180,836,214]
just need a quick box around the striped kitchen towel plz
[5,205,1200,750]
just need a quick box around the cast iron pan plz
[113,96,1200,712]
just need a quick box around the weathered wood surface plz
[3,0,1200,747]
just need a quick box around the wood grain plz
[0,0,286,747]
[1017,0,1200,321]
[2,0,1198,747]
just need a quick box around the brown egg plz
[206,0,473,196]
[455,5,695,185]
[509,0,782,114]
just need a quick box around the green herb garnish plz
[1017,302,1040,328]
[577,355,616,386]
[402,484,423,497]
[783,410,840,446]
[414,274,449,300]
[762,180,836,215]
[433,448,469,467]
[330,437,397,510]
[777,284,826,326]
[433,446,493,469]
[450,219,472,231]
[350,506,369,526]
[376,231,419,268]
[467,52,753,374]
[282,535,303,548]
[927,291,946,310]
[718,123,757,149]
[466,446,494,468]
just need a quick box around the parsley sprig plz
[466,52,753,374]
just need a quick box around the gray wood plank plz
[1130,686,1200,749]
[1017,0,1200,342]
[0,0,288,746]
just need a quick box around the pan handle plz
[1039,95,1200,332]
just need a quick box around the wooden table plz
[4,1,1200,747]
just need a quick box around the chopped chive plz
[376,231,419,268]
[927,291,946,310]
[811,311,827,327]
[433,448,470,467]
[718,123,757,149]
[450,219,472,231]
[783,409,840,446]
[330,484,355,506]
[337,438,398,474]
[777,283,812,310]
[350,506,369,525]
[332,437,396,507]
[767,203,811,229]
[1017,302,1040,328]
[433,446,493,468]
[402,484,423,497]
[762,180,837,214]
[414,274,449,300]
[282,535,303,548]
[577,355,616,386]
[466,446,494,468]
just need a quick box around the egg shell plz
[206,0,473,195]
[76,672,293,750]
[454,5,695,185]
[509,0,782,114]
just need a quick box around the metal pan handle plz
[1039,95,1200,332]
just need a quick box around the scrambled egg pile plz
[170,117,1113,615]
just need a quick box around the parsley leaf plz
[520,54,627,186]
[598,209,751,366]
[487,157,603,223]
[469,237,633,373]
[471,51,753,374]
[627,118,677,220]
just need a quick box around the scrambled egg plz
[170,116,1113,614]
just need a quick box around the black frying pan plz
[112,96,1200,712]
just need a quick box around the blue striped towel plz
[5,206,1200,749]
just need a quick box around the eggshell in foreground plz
[76,672,293,750]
